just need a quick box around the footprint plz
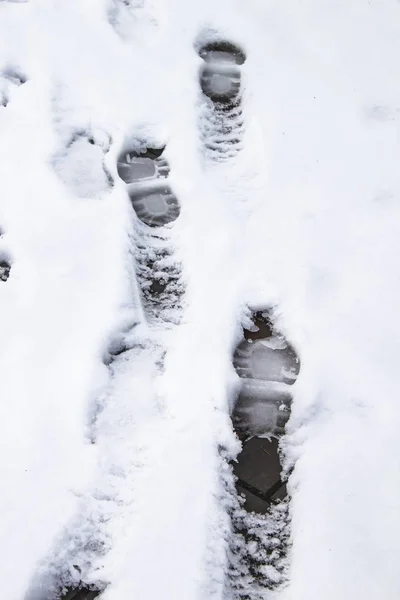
[234,336,299,387]
[0,68,26,108]
[107,0,164,43]
[52,130,114,199]
[117,144,179,227]
[225,310,298,594]
[232,310,300,441]
[196,37,246,162]
[198,40,245,102]
[117,141,184,325]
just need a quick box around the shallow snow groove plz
[1,0,400,599]
[52,129,114,199]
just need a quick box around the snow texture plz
[1,0,400,599]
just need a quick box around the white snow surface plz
[1,0,400,599]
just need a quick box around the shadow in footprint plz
[0,260,11,282]
[0,68,26,107]
[59,585,103,600]
[196,37,246,162]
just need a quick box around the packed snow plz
[1,0,400,599]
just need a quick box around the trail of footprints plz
[36,33,300,600]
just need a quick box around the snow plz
[0,0,400,599]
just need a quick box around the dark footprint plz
[0,247,12,282]
[53,130,113,198]
[117,144,180,227]
[117,146,169,182]
[0,68,26,107]
[60,585,103,600]
[197,38,246,162]
[198,40,245,103]
[232,310,300,441]
[0,259,11,282]
[234,437,287,514]
[225,311,299,593]
[118,141,183,324]
[231,310,300,510]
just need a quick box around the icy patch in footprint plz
[52,130,113,199]
[108,0,166,43]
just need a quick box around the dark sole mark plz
[197,38,246,161]
[232,310,300,440]
[118,141,183,324]
[117,145,169,183]
[198,40,246,103]
[128,186,180,228]
[198,40,246,65]
[0,260,11,282]
[59,585,103,600]
[117,143,180,227]
[234,437,286,514]
[225,310,300,594]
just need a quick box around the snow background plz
[0,0,400,599]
